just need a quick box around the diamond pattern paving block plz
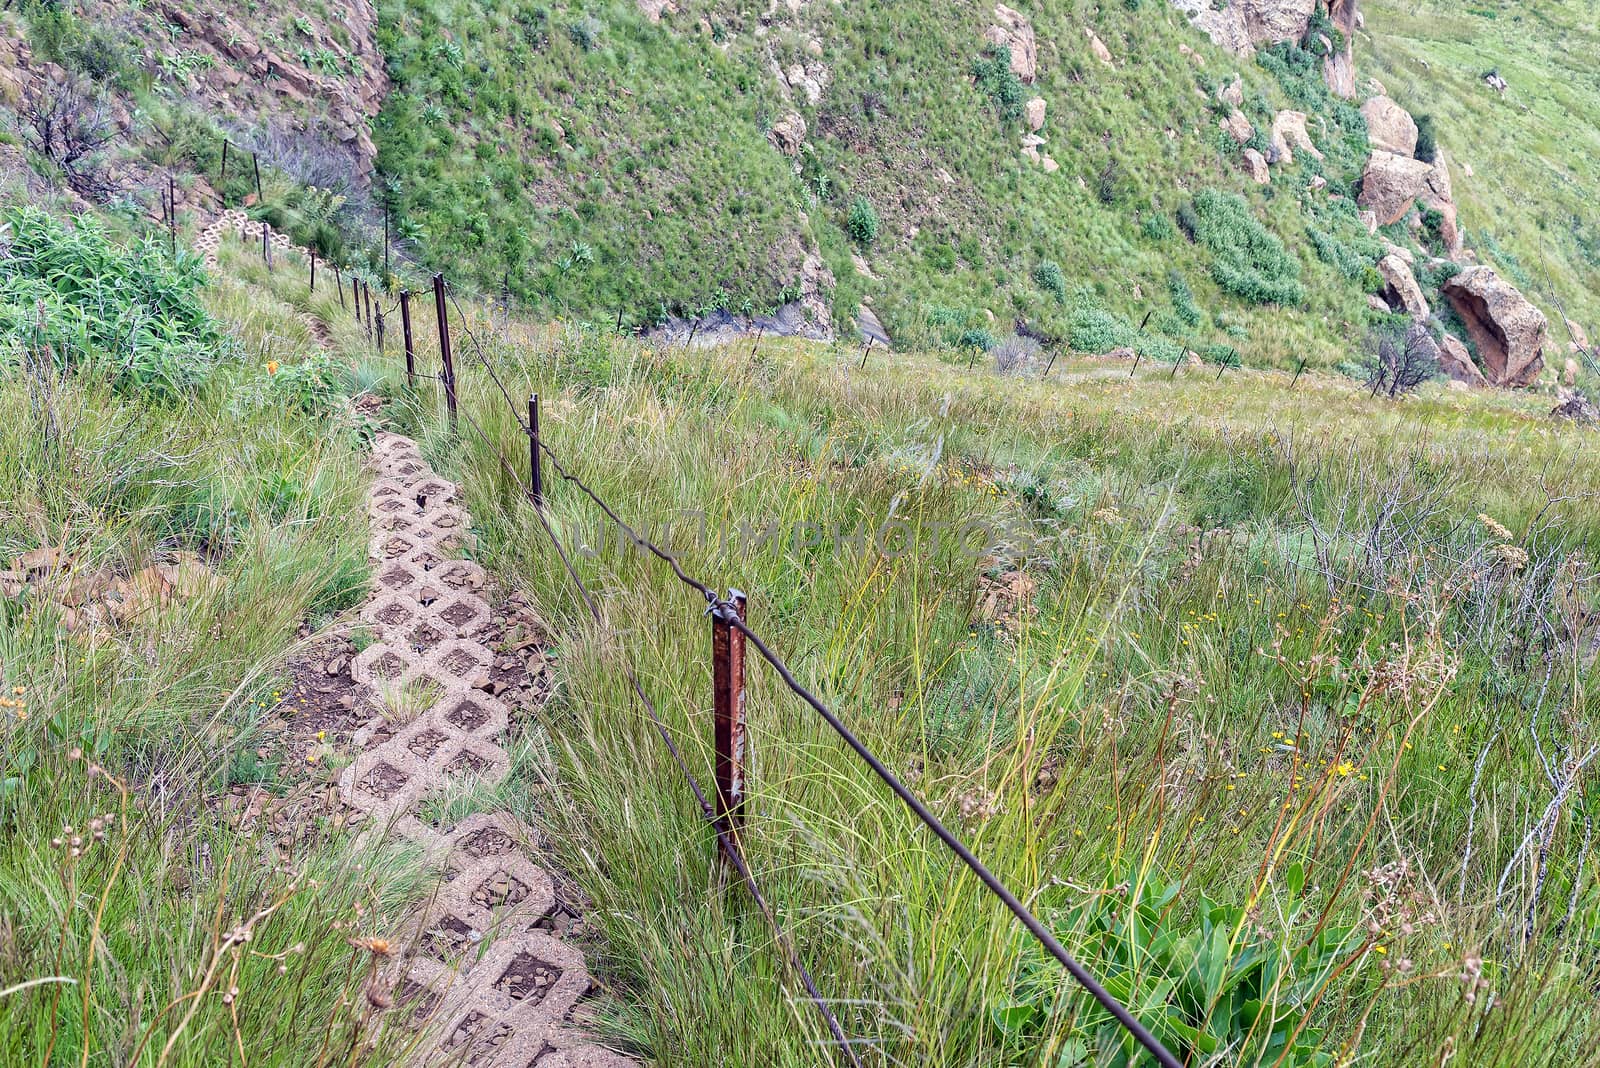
[339,748,440,819]
[433,559,488,594]
[437,736,512,785]
[517,1038,640,1068]
[363,591,422,633]
[434,853,556,935]
[351,642,418,688]
[431,934,591,1065]
[430,592,492,635]
[426,638,493,686]
[434,692,510,741]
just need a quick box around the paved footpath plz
[342,431,637,1068]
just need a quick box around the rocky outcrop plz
[1323,0,1359,98]
[115,0,391,181]
[1441,266,1548,387]
[1361,95,1417,156]
[985,4,1038,84]
[1270,110,1323,164]
[1241,148,1270,184]
[1025,97,1046,132]
[1358,150,1435,226]
[1566,318,1591,354]
[1169,0,1316,55]
[779,61,830,105]
[1377,254,1428,318]
[768,112,806,156]
[1220,109,1254,145]
[637,0,678,20]
[1437,334,1486,388]
[1219,77,1244,108]
[1239,0,1319,45]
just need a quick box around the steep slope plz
[372,0,1387,368]
[1362,0,1600,344]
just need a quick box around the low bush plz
[0,207,232,399]
[1189,190,1305,306]
[846,196,880,248]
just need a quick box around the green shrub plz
[1168,270,1203,328]
[0,206,231,399]
[846,196,880,248]
[568,15,603,51]
[1414,112,1437,163]
[971,44,1025,122]
[1141,212,1177,242]
[1188,190,1305,306]
[957,327,998,351]
[1033,260,1067,302]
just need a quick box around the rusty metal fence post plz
[433,273,457,428]
[335,266,346,309]
[400,289,416,388]
[711,591,748,840]
[527,393,543,509]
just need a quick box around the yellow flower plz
[1336,762,1354,777]
[266,360,280,375]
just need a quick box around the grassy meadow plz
[391,297,1600,1066]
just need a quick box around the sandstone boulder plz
[985,4,1038,83]
[1361,95,1418,156]
[1564,358,1580,387]
[1358,210,1378,234]
[1241,148,1270,184]
[1086,28,1114,67]
[1358,150,1435,226]
[1219,76,1244,107]
[1377,254,1428,318]
[1270,110,1323,164]
[1220,109,1253,145]
[1419,153,1461,254]
[1323,0,1358,98]
[1437,334,1486,388]
[1025,97,1046,132]
[1565,318,1591,353]
[1168,0,1254,56]
[1441,266,1548,387]
[768,112,806,156]
[1238,0,1319,45]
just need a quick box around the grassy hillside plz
[372,0,1394,369]
[417,313,1600,1066]
[1363,0,1600,340]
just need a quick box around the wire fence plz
[175,132,1314,1064]
[283,252,1186,1066]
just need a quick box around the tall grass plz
[413,306,1599,1065]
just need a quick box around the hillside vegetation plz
[1364,0,1600,337]
[372,0,1393,368]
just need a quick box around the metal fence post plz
[219,138,229,185]
[400,289,415,388]
[335,266,346,309]
[433,273,457,428]
[167,174,176,257]
[309,250,316,293]
[1290,357,1308,390]
[375,308,385,353]
[712,590,748,839]
[528,393,542,510]
[252,152,262,201]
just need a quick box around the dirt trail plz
[342,431,637,1068]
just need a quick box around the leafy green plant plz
[992,866,1354,1066]
[846,196,880,248]
[971,44,1025,122]
[1188,190,1305,306]
[0,207,232,399]
[1034,260,1067,302]
[1414,112,1437,163]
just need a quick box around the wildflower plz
[1336,762,1354,777]
[1477,513,1513,542]
[266,360,280,375]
